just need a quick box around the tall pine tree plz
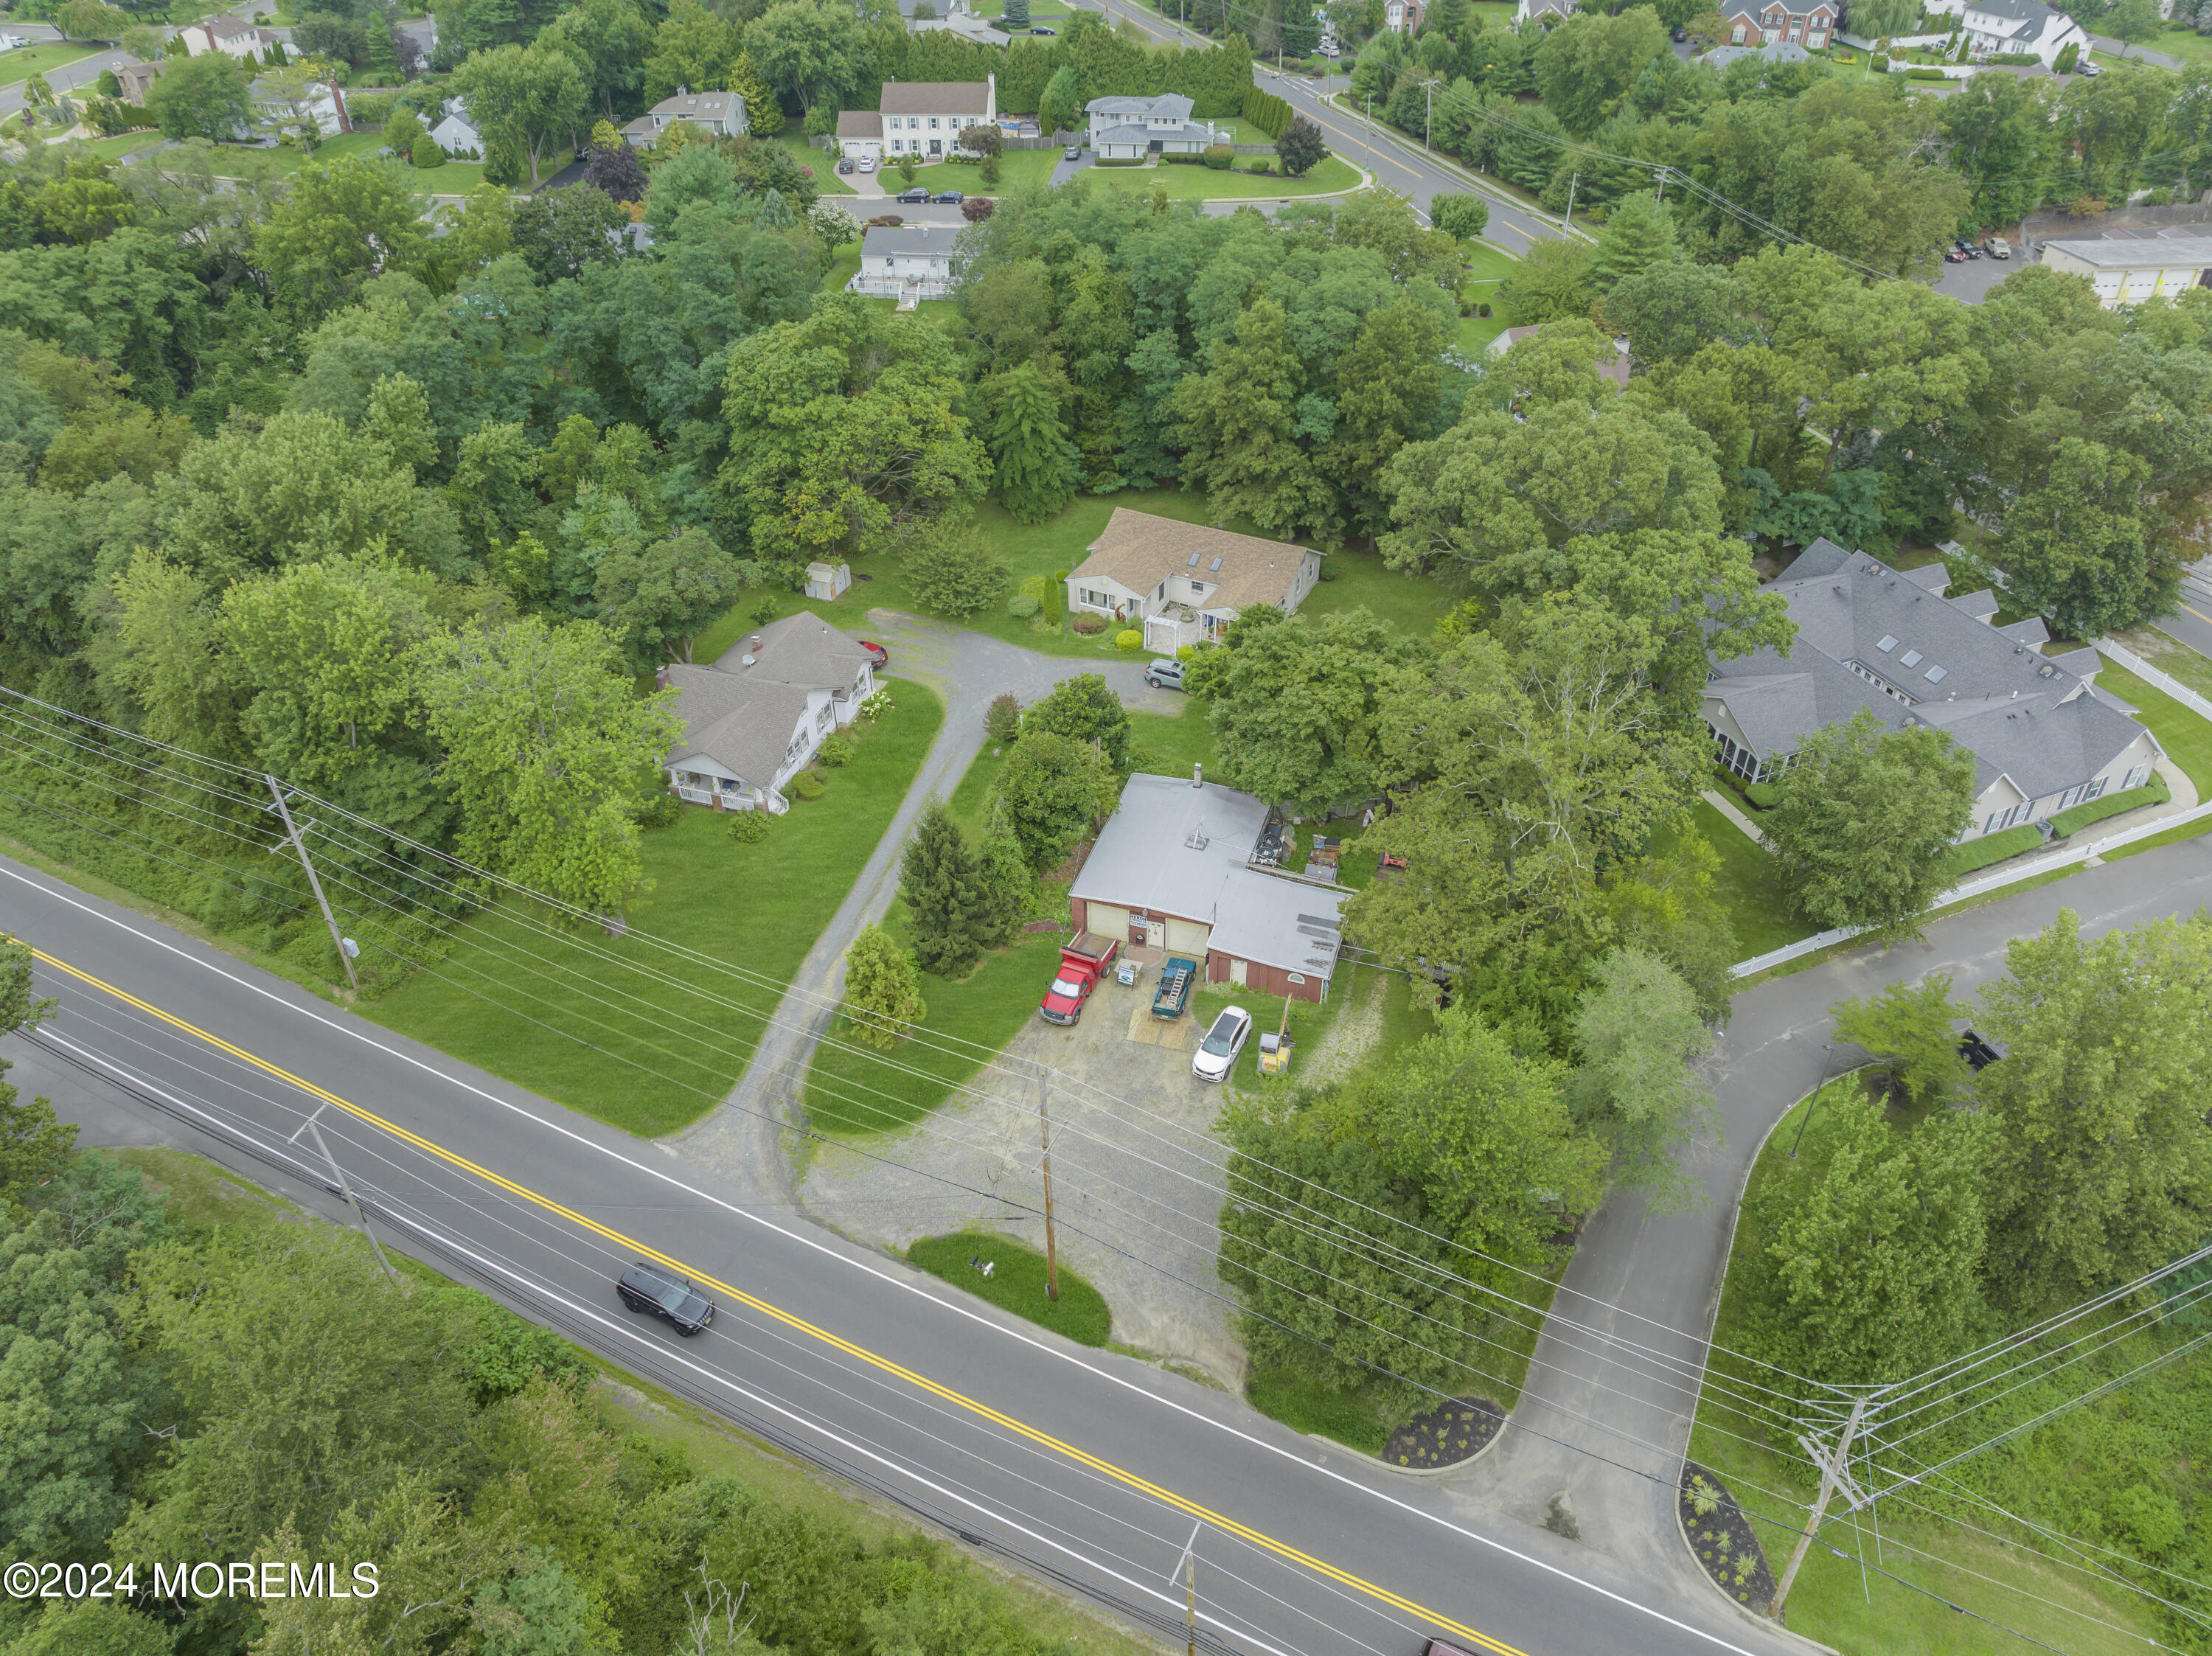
[990,362,1081,525]
[901,800,988,975]
[975,797,1033,946]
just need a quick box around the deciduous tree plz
[143,50,253,142]
[901,518,1009,618]
[1831,973,1969,1107]
[1023,672,1131,770]
[1567,945,1717,1204]
[991,728,1118,870]
[451,41,590,187]
[594,526,757,668]
[251,155,431,319]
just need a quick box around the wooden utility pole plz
[1563,171,1580,231]
[1170,1520,1202,1656]
[1037,1062,1060,1301]
[266,776,359,994]
[1769,1395,1869,1621]
[306,1116,396,1282]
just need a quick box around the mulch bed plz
[1382,1396,1503,1469]
[1680,1461,1778,1612]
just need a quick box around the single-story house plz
[1071,772,1347,1002]
[1719,0,1835,49]
[1703,539,2166,843]
[2040,236,2212,306]
[622,87,746,150]
[429,99,483,156]
[848,223,960,302]
[805,560,852,602]
[1085,92,1221,158]
[836,108,884,160]
[1924,0,2090,66]
[911,14,1013,45]
[658,611,877,815]
[178,13,264,57]
[873,74,995,158]
[1065,508,1322,654]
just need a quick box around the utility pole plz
[265,776,359,994]
[1036,1062,1060,1301]
[1424,78,1433,151]
[306,1116,397,1282]
[1769,1395,1870,1621]
[1562,170,1579,230]
[1169,1520,1202,1656]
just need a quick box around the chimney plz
[655,665,670,689]
[1193,763,1203,790]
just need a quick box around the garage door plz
[1164,916,1211,955]
[1087,904,1130,942]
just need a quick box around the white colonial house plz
[873,75,995,157]
[428,98,483,157]
[659,613,877,815]
[621,87,747,150]
[848,223,959,304]
[255,77,352,139]
[1514,0,1576,23]
[1084,92,1222,158]
[1924,0,2090,66]
[178,13,265,57]
[1065,508,1323,654]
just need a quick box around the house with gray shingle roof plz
[849,223,961,302]
[1704,540,2166,843]
[657,611,877,815]
[1084,93,1220,159]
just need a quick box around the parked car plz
[2078,58,2101,75]
[858,156,877,172]
[856,638,889,669]
[1984,238,2011,260]
[1944,246,1967,263]
[837,157,855,174]
[1032,24,1055,32]
[616,1260,714,1335]
[933,189,964,204]
[1144,657,1185,690]
[1192,1006,1253,1082]
[896,187,931,203]
[1064,143,1083,161]
[1958,1029,2006,1071]
[1671,24,1686,38]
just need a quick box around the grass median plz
[907,1229,1112,1346]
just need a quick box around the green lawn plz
[0,41,100,91]
[773,120,853,195]
[1654,799,1808,959]
[2098,648,2212,792]
[366,682,945,1138]
[1125,702,1217,782]
[885,147,1060,195]
[824,239,860,293]
[68,132,164,163]
[1457,312,1507,356]
[1086,152,1361,201]
[1688,1084,2174,1656]
[907,1231,1113,1346]
[200,129,406,181]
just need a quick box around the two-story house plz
[1065,509,1323,654]
[178,13,265,57]
[429,98,484,157]
[847,224,960,303]
[1924,0,2089,66]
[1514,0,1577,24]
[873,75,995,158]
[658,613,878,815]
[1085,92,1222,158]
[1719,0,1836,48]
[1383,0,1425,31]
[621,86,747,150]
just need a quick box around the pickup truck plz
[1152,956,1197,1020]
[1040,933,1119,1025]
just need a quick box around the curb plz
[1309,1396,1510,1482]
[1672,1470,1847,1656]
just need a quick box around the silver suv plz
[1144,658,1185,690]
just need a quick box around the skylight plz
[1209,557,1223,572]
[1925,664,1947,683]
[1187,552,1200,567]
[1877,635,1899,653]
[1901,650,1924,668]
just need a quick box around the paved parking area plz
[798,965,1246,1384]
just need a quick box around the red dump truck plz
[1039,933,1120,1026]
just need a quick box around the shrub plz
[2146,187,2174,206]
[1007,592,1040,618]
[1071,613,1109,634]
[787,772,826,801]
[818,731,857,768]
[961,195,996,220]
[1991,50,2039,62]
[1245,158,1273,173]
[1477,302,1491,318]
[630,789,683,828]
[350,90,400,127]
[1276,115,1326,177]
[1242,83,1293,139]
[410,131,445,168]
[1744,781,1784,810]
[729,810,771,843]
[1430,192,1489,241]
[1096,156,1144,167]
[1175,644,1196,661]
[2047,777,2170,838]
[1162,152,1204,164]
[1204,145,1235,170]
[1115,629,1143,651]
[1941,823,2043,877]
[1907,65,1949,78]
[984,692,1022,744]
[1044,570,1067,624]
[1871,51,1891,69]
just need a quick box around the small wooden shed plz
[804,560,852,602]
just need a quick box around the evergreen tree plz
[1002,0,1031,28]
[728,49,780,136]
[1037,64,1082,136]
[989,361,1080,525]
[841,924,928,1049]
[975,797,1034,945]
[901,801,988,976]
[1589,192,1680,290]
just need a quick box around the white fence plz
[1727,636,2212,979]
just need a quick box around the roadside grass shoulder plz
[0,41,100,90]
[1689,1085,2174,1656]
[105,1146,296,1229]
[2097,649,2212,790]
[366,681,945,1138]
[906,1229,1112,1346]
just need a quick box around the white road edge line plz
[1,858,1764,1656]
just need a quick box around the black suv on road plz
[617,1260,716,1334]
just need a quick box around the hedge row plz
[2048,776,2169,838]
[1242,82,1292,139]
[1941,824,2043,878]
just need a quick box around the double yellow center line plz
[35,945,1528,1656]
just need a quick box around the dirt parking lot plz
[799,962,1251,1385]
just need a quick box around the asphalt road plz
[2155,563,2212,662]
[0,853,1800,1656]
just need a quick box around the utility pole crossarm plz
[1768,1395,1869,1620]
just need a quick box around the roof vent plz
[1877,635,1899,653]
[1185,817,1209,850]
[740,653,757,668]
[1901,650,1924,668]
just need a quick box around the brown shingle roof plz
[878,80,992,116]
[837,109,883,139]
[1071,509,1312,613]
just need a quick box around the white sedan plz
[1192,1006,1253,1082]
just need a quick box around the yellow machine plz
[1257,998,1295,1075]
